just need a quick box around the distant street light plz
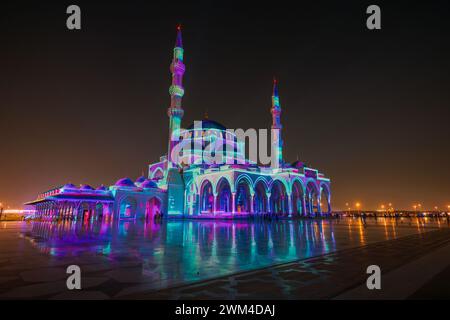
[380,204,386,218]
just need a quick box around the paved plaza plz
[0,218,449,299]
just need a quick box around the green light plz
[174,47,184,60]
[273,96,280,106]
[169,85,185,97]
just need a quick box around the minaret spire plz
[271,77,283,169]
[167,25,186,168]
[175,24,183,47]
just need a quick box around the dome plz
[141,179,158,189]
[115,178,136,187]
[187,119,226,131]
[135,176,146,183]
[96,185,107,191]
[80,184,94,190]
[62,183,77,189]
[291,160,305,169]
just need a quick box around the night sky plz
[1,1,449,210]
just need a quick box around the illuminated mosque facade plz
[27,28,331,221]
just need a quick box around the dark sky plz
[1,0,449,210]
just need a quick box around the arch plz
[216,177,232,213]
[291,180,305,216]
[305,178,319,194]
[253,176,270,194]
[290,177,305,195]
[269,178,290,195]
[306,180,320,216]
[234,174,254,193]
[253,180,268,214]
[146,197,162,221]
[213,175,233,195]
[119,197,137,219]
[200,179,214,214]
[270,180,288,216]
[319,183,331,215]
[235,177,252,213]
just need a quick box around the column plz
[301,196,306,217]
[317,194,322,217]
[51,202,55,219]
[267,193,271,214]
[213,194,217,214]
[231,192,236,214]
[56,203,61,220]
[250,193,255,214]
[287,193,292,217]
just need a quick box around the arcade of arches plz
[196,177,330,217]
[33,196,163,222]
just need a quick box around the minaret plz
[271,78,283,169]
[167,25,185,167]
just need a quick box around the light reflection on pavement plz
[0,217,447,298]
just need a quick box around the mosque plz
[26,27,331,221]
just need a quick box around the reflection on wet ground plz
[0,217,448,298]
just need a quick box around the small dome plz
[115,178,136,187]
[80,184,94,190]
[62,183,77,189]
[141,179,158,189]
[135,176,146,183]
[291,160,305,169]
[96,185,107,191]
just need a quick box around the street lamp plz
[355,202,361,217]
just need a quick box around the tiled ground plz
[0,218,448,299]
[126,228,450,299]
